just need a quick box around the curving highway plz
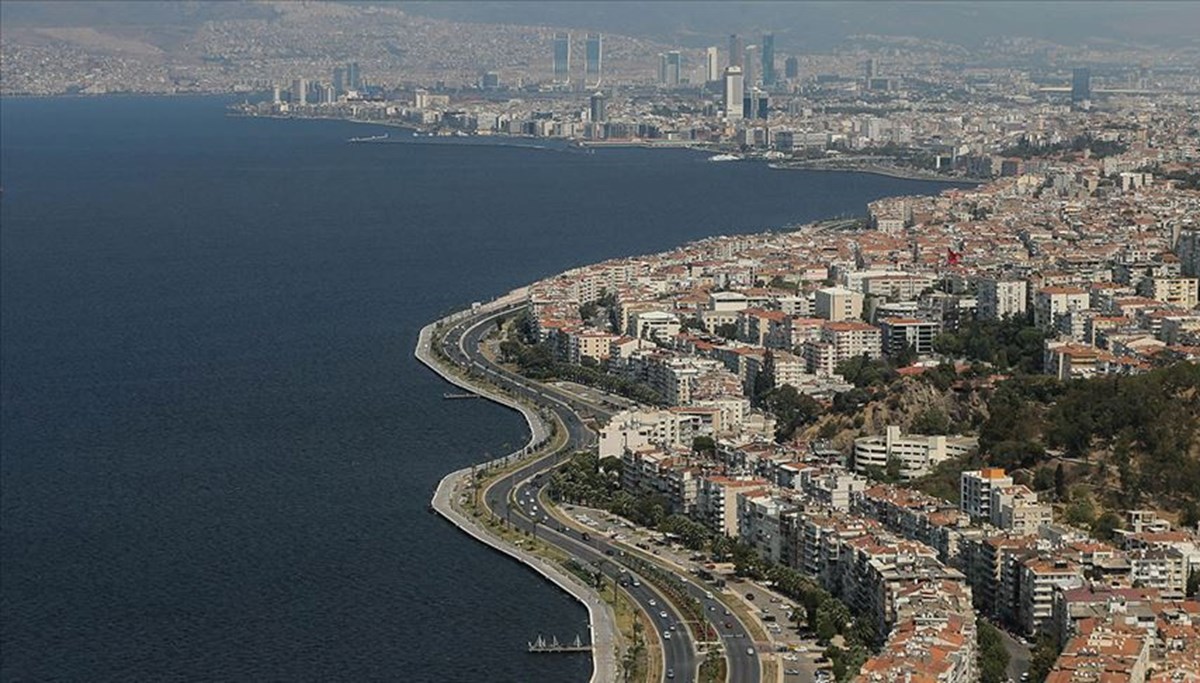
[435,305,762,683]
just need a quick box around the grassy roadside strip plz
[698,648,727,683]
[552,504,781,682]
[536,483,661,683]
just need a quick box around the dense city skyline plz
[3,4,1199,683]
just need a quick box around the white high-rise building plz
[724,66,744,120]
[961,468,1014,522]
[705,46,720,83]
[977,278,1028,321]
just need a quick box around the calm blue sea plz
[0,95,964,681]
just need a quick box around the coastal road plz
[437,308,697,681]
[438,306,761,682]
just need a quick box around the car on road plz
[648,599,656,606]
[663,631,671,640]
[659,611,668,619]
[666,669,674,679]
[747,647,755,655]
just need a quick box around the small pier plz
[528,633,591,653]
[443,392,480,400]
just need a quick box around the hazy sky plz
[3,1,1199,51]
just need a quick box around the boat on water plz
[708,153,742,162]
[347,133,389,143]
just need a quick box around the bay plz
[0,95,964,681]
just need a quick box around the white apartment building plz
[854,426,977,480]
[960,468,1014,522]
[630,310,681,341]
[977,278,1028,321]
[990,485,1053,536]
[815,286,865,321]
[1018,558,1084,636]
[1138,276,1199,308]
[1034,286,1089,330]
[803,321,883,375]
[598,409,699,458]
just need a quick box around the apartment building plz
[879,317,940,357]
[961,468,1014,522]
[1138,276,1199,308]
[1035,286,1090,330]
[853,425,977,480]
[977,277,1029,321]
[815,286,865,321]
[804,321,883,375]
[696,475,768,537]
[991,484,1054,535]
[1018,558,1085,636]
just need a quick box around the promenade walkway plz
[417,297,619,683]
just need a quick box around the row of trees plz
[932,316,1047,374]
[498,337,666,405]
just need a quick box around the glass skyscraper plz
[585,33,602,80]
[553,33,571,81]
[761,33,776,86]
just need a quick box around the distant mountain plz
[393,1,1200,50]
[5,1,1197,52]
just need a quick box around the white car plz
[660,611,668,619]
[648,599,656,606]
[663,631,671,640]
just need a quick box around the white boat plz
[708,153,742,162]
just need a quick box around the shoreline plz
[229,109,980,184]
[415,293,619,683]
[769,161,982,184]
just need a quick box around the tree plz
[1091,511,1123,541]
[1054,463,1066,501]
[977,619,1011,683]
[1064,494,1096,527]
[884,456,903,483]
[910,407,951,435]
[761,384,825,441]
[1188,569,1200,598]
[692,436,716,456]
[1028,634,1062,683]
[714,322,738,340]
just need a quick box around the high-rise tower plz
[705,46,720,83]
[728,34,744,69]
[553,32,571,82]
[1072,67,1091,103]
[292,78,307,106]
[761,33,776,86]
[589,92,607,123]
[743,45,758,87]
[585,33,603,82]
[724,66,744,120]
